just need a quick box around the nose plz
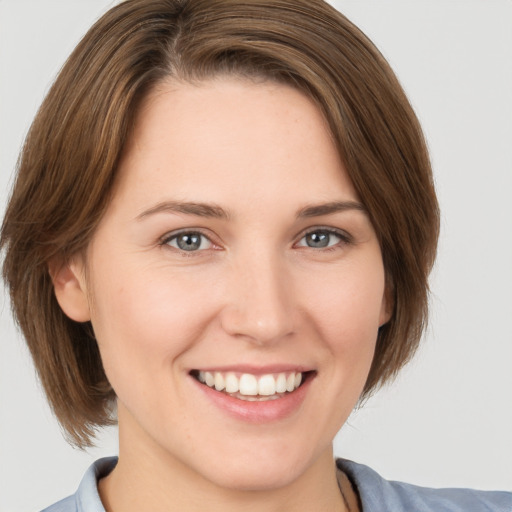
[219,252,295,346]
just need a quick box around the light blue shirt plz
[41,456,512,511]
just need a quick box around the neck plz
[99,415,348,512]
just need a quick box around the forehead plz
[112,77,358,213]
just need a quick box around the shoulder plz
[40,495,76,512]
[337,459,512,512]
[40,457,117,512]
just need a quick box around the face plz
[57,77,389,490]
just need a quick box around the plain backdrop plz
[1,1,511,511]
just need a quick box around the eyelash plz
[295,227,352,251]
[160,229,216,255]
[159,227,352,254]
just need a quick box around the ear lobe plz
[49,257,91,322]
[379,285,393,327]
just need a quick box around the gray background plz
[1,1,511,510]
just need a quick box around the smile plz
[192,370,308,401]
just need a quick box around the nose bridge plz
[221,247,294,345]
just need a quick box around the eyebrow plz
[136,201,230,220]
[296,200,367,218]
[136,199,366,221]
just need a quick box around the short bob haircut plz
[1,0,439,447]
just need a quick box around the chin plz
[203,460,306,492]
[187,441,325,492]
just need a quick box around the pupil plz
[177,233,201,251]
[307,232,329,248]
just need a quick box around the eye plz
[296,229,348,249]
[163,231,213,252]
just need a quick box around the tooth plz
[204,371,215,387]
[286,373,295,392]
[239,374,258,395]
[199,370,303,395]
[225,372,239,393]
[276,373,287,393]
[258,374,276,396]
[214,372,225,391]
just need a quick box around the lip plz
[189,370,315,423]
[191,364,313,376]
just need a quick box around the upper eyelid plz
[159,226,352,248]
[295,226,352,242]
[160,230,219,255]
[160,228,214,244]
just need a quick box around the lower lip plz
[191,374,313,423]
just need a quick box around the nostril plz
[218,283,294,344]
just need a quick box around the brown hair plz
[1,0,439,447]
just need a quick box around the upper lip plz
[190,364,314,375]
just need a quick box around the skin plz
[53,77,389,511]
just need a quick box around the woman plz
[1,1,511,511]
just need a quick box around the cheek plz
[87,261,218,384]
[302,258,386,359]
[314,263,384,324]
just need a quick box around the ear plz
[379,282,393,327]
[48,257,91,322]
